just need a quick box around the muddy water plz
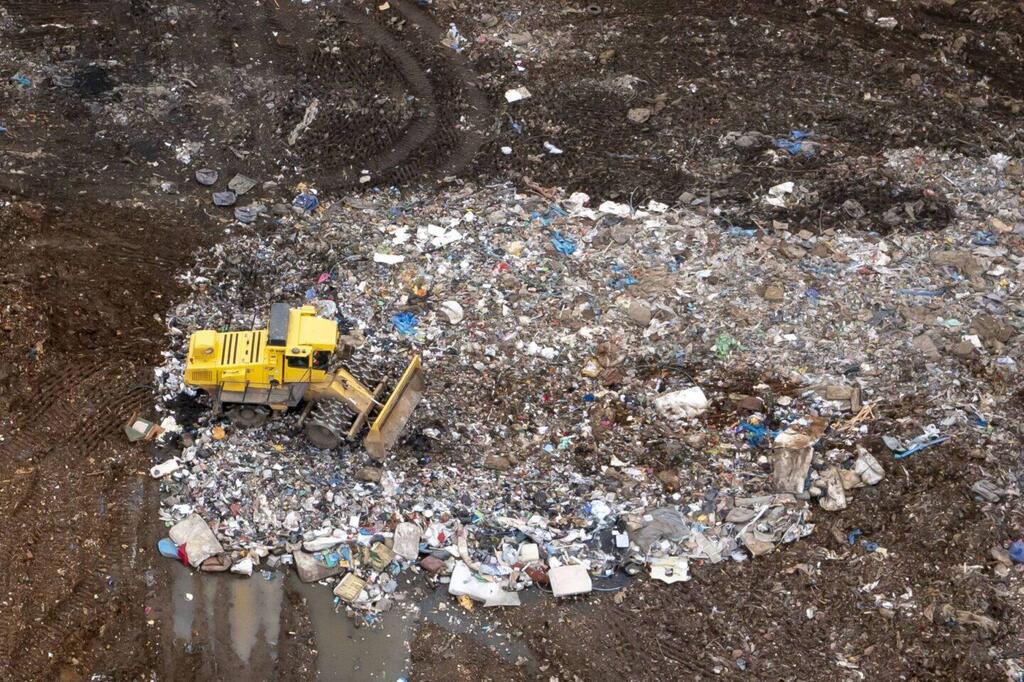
[169,563,535,679]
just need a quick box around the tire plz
[226,405,268,428]
[304,421,343,449]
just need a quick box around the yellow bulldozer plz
[182,303,424,460]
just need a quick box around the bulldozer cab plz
[277,304,336,384]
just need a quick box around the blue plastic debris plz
[897,287,946,298]
[773,130,815,157]
[9,74,31,88]
[551,231,576,255]
[894,434,949,460]
[1010,540,1024,563]
[847,528,863,545]
[727,226,757,237]
[862,540,879,553]
[738,421,778,447]
[806,287,821,302]
[157,538,179,559]
[608,264,637,289]
[292,192,319,213]
[972,231,996,246]
[305,287,316,300]
[392,312,418,335]
[533,205,568,227]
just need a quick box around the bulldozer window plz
[287,355,309,369]
[313,351,331,371]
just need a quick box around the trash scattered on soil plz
[149,148,1021,631]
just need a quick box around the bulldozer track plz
[285,0,491,189]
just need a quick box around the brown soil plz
[1,0,1021,679]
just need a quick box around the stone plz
[762,284,785,302]
[627,107,652,124]
[974,313,1014,344]
[741,533,775,557]
[929,250,984,276]
[912,333,941,361]
[354,467,383,482]
[628,300,652,327]
[483,454,511,471]
[656,469,680,492]
[951,341,976,358]
[823,384,853,401]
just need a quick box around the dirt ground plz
[1,0,1022,679]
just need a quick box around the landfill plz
[150,145,1021,626]
[2,0,1024,678]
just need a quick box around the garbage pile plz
[150,146,1021,620]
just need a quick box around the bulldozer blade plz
[364,355,424,461]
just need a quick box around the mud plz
[1,0,1022,680]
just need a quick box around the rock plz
[656,468,680,492]
[283,510,301,531]
[293,549,345,583]
[483,454,511,471]
[762,284,785,302]
[628,300,652,327]
[951,341,976,358]
[627,107,652,124]
[912,333,941,361]
[507,31,532,45]
[736,395,764,412]
[823,384,853,401]
[974,313,1014,344]
[354,467,383,483]
[598,48,616,65]
[741,534,775,557]
[929,250,984,276]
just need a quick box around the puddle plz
[170,564,537,678]
[169,562,284,663]
[290,575,413,681]
[171,564,196,641]
[228,573,284,663]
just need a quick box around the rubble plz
[149,148,1020,626]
